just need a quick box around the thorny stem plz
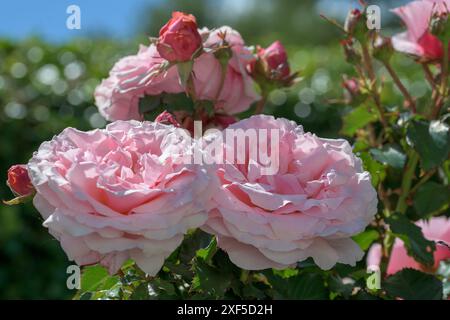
[254,95,267,114]
[409,168,437,195]
[383,61,416,112]
[431,45,449,119]
[380,151,419,276]
[361,42,390,135]
[422,64,435,89]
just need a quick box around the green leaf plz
[80,265,119,293]
[341,105,377,136]
[413,182,450,216]
[406,120,450,170]
[149,278,177,299]
[370,144,406,169]
[352,229,379,251]
[267,271,328,300]
[358,151,386,187]
[177,60,194,88]
[386,213,436,266]
[192,259,233,296]
[328,275,354,299]
[196,237,217,262]
[383,268,443,300]
[138,95,163,114]
[179,230,212,264]
[272,268,299,278]
[162,92,194,111]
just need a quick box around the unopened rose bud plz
[250,41,297,90]
[429,11,450,43]
[372,34,393,63]
[342,77,366,105]
[155,110,180,127]
[259,41,291,81]
[7,165,34,197]
[344,9,367,42]
[156,12,203,62]
[341,39,361,64]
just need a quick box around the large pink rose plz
[27,121,212,275]
[94,45,183,121]
[192,26,260,114]
[202,115,378,270]
[367,217,450,275]
[391,0,450,62]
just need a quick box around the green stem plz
[361,42,390,134]
[254,95,267,114]
[395,151,419,214]
[383,61,416,112]
[240,270,250,284]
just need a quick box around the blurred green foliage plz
[0,0,437,299]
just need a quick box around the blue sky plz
[0,0,160,42]
[0,0,407,43]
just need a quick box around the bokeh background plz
[0,0,427,299]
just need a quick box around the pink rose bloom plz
[367,217,450,275]
[391,0,450,62]
[94,44,183,121]
[156,11,202,62]
[193,26,260,114]
[27,121,212,275]
[202,115,378,270]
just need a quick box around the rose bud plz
[155,110,181,127]
[250,40,298,89]
[156,11,203,63]
[342,76,366,105]
[7,164,34,196]
[372,34,393,63]
[429,11,450,43]
[258,41,291,81]
[341,38,361,64]
[344,9,367,42]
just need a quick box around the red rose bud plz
[259,40,291,80]
[7,165,34,196]
[156,11,203,62]
[155,110,181,127]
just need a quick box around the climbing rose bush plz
[5,3,450,300]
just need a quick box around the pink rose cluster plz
[7,11,379,276]
[95,16,260,121]
[23,115,378,275]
